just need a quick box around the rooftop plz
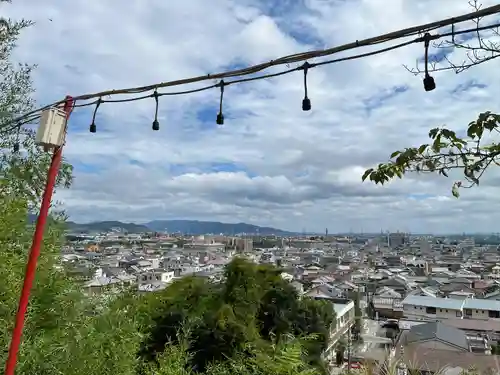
[402,295,465,310]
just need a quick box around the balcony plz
[324,318,355,355]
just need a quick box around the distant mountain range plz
[144,220,294,235]
[66,220,150,233]
[59,219,295,235]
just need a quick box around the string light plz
[301,62,311,111]
[216,80,225,125]
[423,33,436,92]
[2,6,500,134]
[89,98,101,133]
[152,90,160,131]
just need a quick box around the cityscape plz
[2,0,500,374]
[62,222,500,373]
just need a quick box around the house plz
[137,269,175,285]
[377,275,413,295]
[398,322,497,374]
[401,347,499,375]
[402,295,464,320]
[399,322,494,372]
[305,284,344,300]
[83,267,136,296]
[441,318,500,342]
[401,295,500,321]
[401,321,470,352]
[462,298,500,319]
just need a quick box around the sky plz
[3,0,500,234]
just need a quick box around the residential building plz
[402,295,500,321]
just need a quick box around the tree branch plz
[362,112,500,197]
[404,0,500,75]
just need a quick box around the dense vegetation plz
[136,259,335,373]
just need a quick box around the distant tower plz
[325,228,328,237]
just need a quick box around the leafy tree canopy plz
[139,258,336,373]
[362,111,500,198]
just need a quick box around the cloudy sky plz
[3,0,500,234]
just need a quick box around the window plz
[488,310,500,318]
[475,310,478,313]
[426,307,436,314]
[456,311,462,317]
[464,309,472,316]
[439,309,442,312]
[446,309,449,312]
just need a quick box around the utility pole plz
[4,96,74,375]
[347,327,352,375]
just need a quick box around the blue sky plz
[4,0,500,233]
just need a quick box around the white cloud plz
[4,0,500,233]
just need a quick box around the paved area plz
[359,319,392,353]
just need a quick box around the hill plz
[65,220,150,233]
[144,219,293,235]
[28,214,293,235]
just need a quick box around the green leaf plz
[418,144,428,154]
[361,168,373,182]
[429,128,439,138]
[390,151,401,158]
[432,135,442,152]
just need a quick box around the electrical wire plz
[58,3,500,100]
[0,115,41,137]
[3,4,500,132]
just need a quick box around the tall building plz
[387,232,408,248]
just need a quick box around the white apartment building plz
[323,300,355,359]
[402,295,500,321]
[334,300,355,331]
[138,269,175,285]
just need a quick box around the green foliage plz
[140,259,335,373]
[361,112,500,198]
[0,10,72,210]
[146,334,317,375]
[491,343,500,355]
[0,194,144,375]
[0,6,143,375]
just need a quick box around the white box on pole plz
[35,107,67,149]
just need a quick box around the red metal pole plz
[4,96,73,375]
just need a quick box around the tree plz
[140,259,335,373]
[145,334,317,375]
[404,0,500,76]
[335,340,345,366]
[362,1,500,195]
[362,111,500,197]
[0,6,72,209]
[0,5,144,375]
